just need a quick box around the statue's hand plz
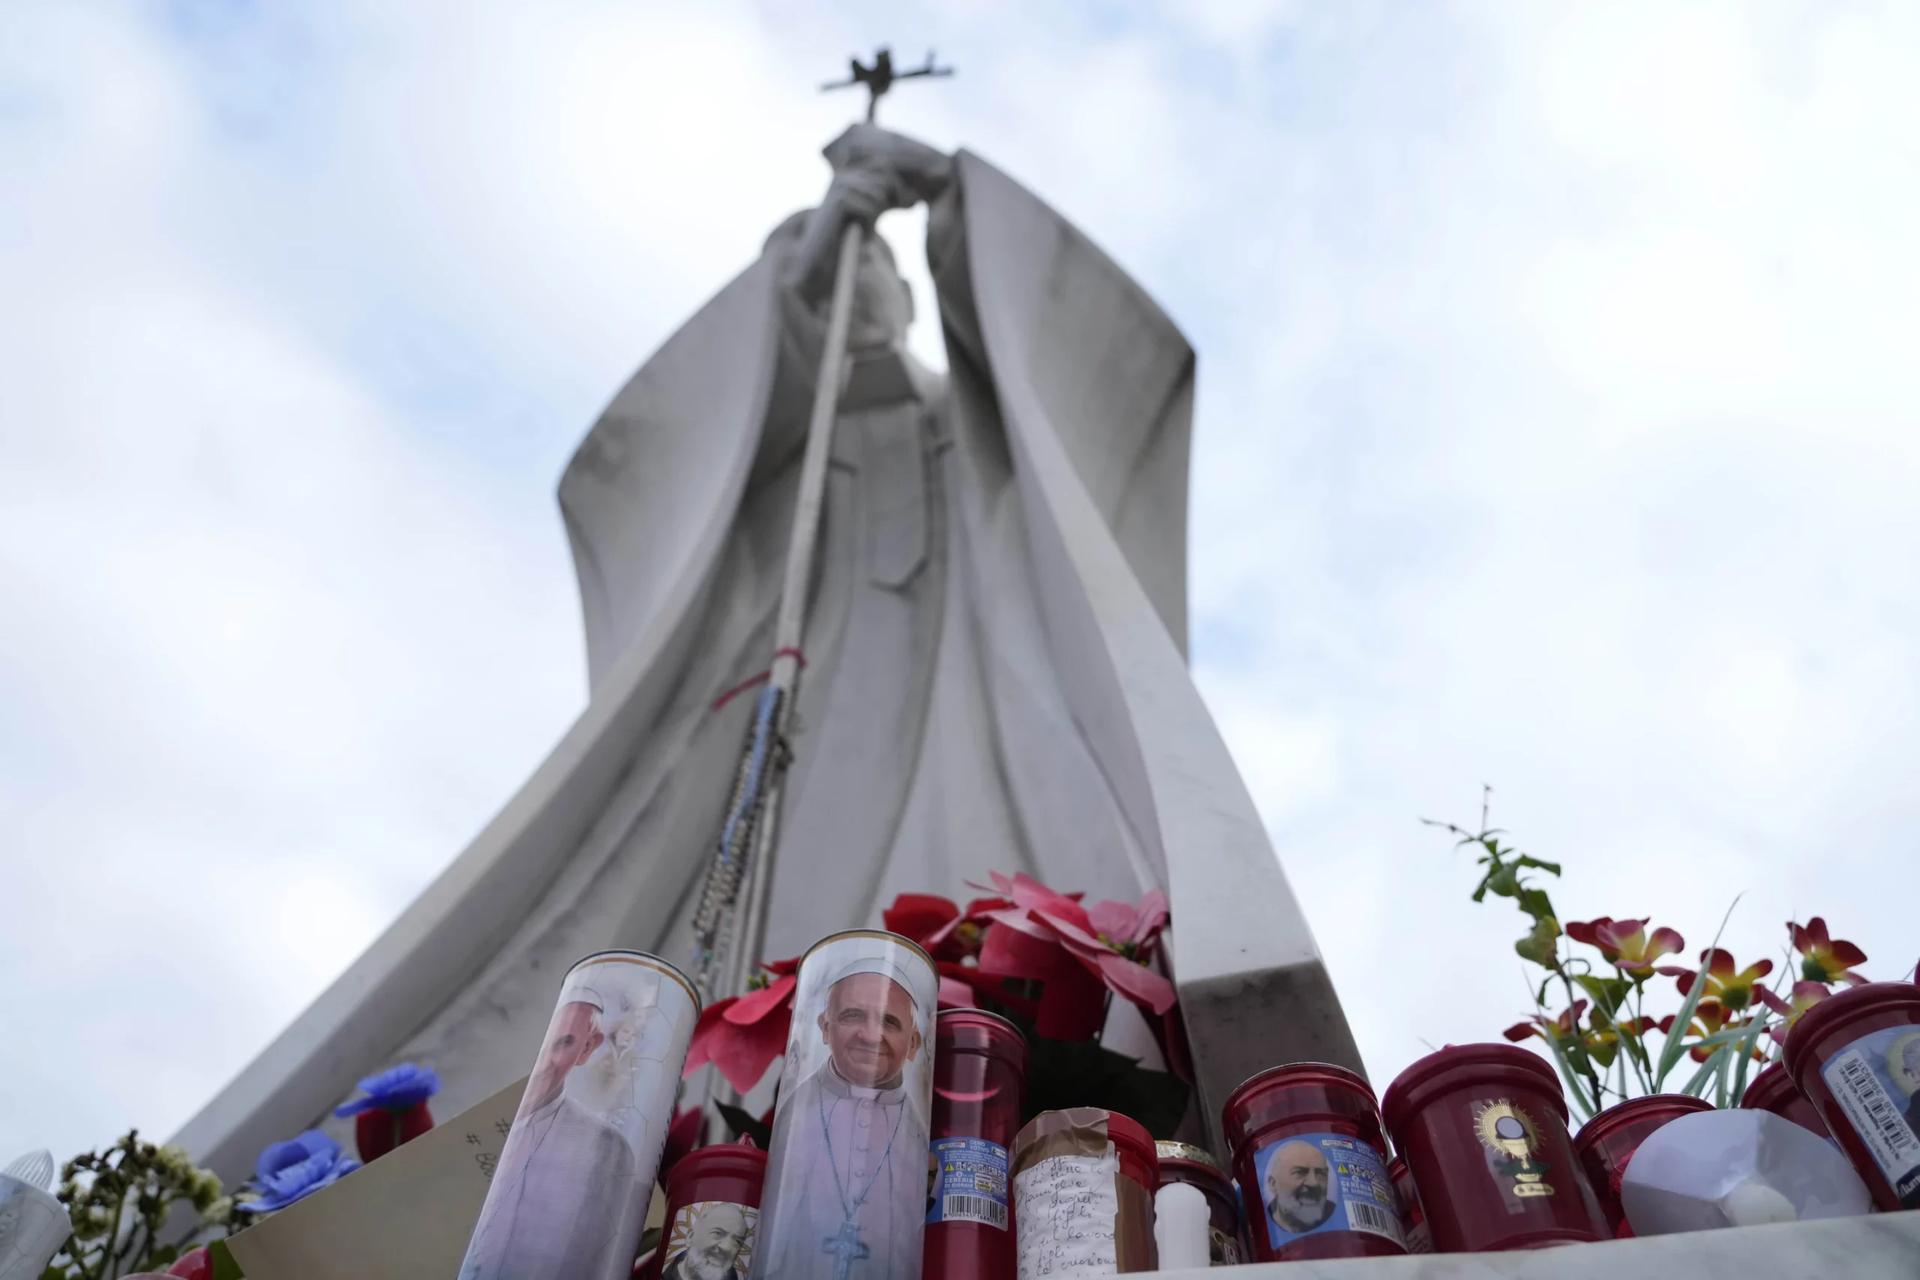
[821,123,953,215]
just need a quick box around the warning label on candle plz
[927,1136,1011,1229]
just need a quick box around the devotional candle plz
[457,950,700,1280]
[652,1142,766,1280]
[1381,1043,1608,1252]
[1221,1063,1407,1262]
[1741,1061,1831,1139]
[1153,1141,1245,1265]
[923,1009,1026,1280]
[751,930,938,1280]
[1785,981,1920,1211]
[1011,1108,1159,1277]
[1572,1094,1714,1236]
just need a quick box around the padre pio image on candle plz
[752,930,938,1280]
[458,950,700,1280]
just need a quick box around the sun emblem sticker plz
[1473,1099,1555,1198]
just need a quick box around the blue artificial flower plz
[332,1062,441,1118]
[242,1130,360,1213]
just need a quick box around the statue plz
[176,99,1361,1184]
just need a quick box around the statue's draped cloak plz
[175,153,1352,1185]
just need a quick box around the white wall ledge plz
[1145,1209,1920,1278]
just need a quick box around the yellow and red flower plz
[1760,980,1834,1046]
[1564,917,1685,976]
[1658,948,1774,1012]
[1658,998,1762,1063]
[1789,917,1868,986]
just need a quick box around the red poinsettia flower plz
[881,892,1031,1011]
[1760,980,1834,1046]
[1658,948,1774,1012]
[1564,917,1685,975]
[1789,918,1868,986]
[1504,999,1588,1045]
[882,892,1011,962]
[683,959,799,1094]
[970,872,1176,1038]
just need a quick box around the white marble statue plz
[176,123,1360,1185]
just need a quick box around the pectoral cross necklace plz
[817,1088,905,1280]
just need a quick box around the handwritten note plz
[1014,1150,1120,1278]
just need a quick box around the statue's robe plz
[176,152,1359,1186]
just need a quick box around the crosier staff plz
[689,48,955,1094]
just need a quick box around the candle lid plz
[1381,1043,1568,1136]
[1153,1140,1225,1175]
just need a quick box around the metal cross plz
[820,46,955,123]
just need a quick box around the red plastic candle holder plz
[923,1009,1027,1280]
[1572,1094,1713,1236]
[1381,1044,1608,1252]
[1740,1061,1831,1139]
[1784,981,1920,1211]
[1222,1063,1408,1262]
[651,1143,765,1280]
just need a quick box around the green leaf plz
[1726,1015,1771,1105]
[1485,864,1521,898]
[1537,1033,1598,1121]
[1516,887,1557,922]
[1515,915,1562,967]
[1514,855,1563,877]
[1573,974,1632,1017]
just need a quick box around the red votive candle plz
[923,1009,1027,1280]
[1011,1108,1160,1274]
[1741,1061,1831,1139]
[653,1142,765,1280]
[1222,1063,1408,1262]
[1784,981,1920,1210]
[1381,1044,1608,1252]
[1387,1156,1431,1254]
[1572,1094,1713,1236]
[1154,1140,1246,1265]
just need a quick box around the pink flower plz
[1789,918,1868,986]
[971,872,1177,1036]
[683,959,798,1094]
[1565,916,1685,975]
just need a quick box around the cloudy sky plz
[5,0,1918,1167]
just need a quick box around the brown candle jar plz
[1381,1044,1608,1252]
[1784,981,1920,1210]
[1572,1094,1714,1236]
[1011,1108,1159,1276]
[1222,1063,1408,1262]
[1741,1061,1831,1139]
[1154,1141,1245,1265]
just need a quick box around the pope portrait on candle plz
[753,955,932,1280]
[459,978,638,1280]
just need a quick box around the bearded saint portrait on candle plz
[753,946,936,1280]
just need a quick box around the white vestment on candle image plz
[754,1063,930,1280]
[459,1091,636,1280]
